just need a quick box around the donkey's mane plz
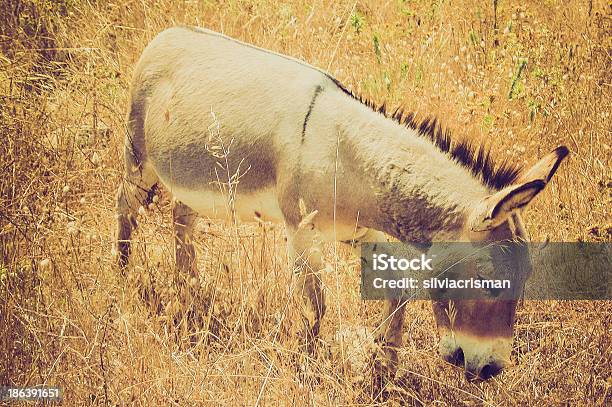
[329,78,522,190]
[186,26,520,190]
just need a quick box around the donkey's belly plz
[169,185,284,223]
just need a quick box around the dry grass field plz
[1,0,611,405]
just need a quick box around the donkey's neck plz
[330,92,491,243]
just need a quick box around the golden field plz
[0,0,610,405]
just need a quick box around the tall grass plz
[1,0,610,405]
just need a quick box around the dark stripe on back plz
[301,85,324,143]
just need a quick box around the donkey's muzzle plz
[444,346,504,380]
[444,347,465,367]
[439,332,511,381]
[464,359,503,381]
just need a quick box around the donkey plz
[115,26,569,381]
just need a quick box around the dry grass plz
[1,0,610,405]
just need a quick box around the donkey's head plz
[431,146,569,380]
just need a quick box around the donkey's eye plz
[476,274,503,297]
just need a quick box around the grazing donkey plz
[115,26,568,381]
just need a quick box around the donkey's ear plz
[470,146,569,232]
[471,180,546,232]
[517,146,569,184]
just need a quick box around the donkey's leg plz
[377,298,407,375]
[173,200,199,278]
[286,224,326,349]
[115,161,158,269]
[342,229,405,376]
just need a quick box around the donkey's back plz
[130,26,333,193]
[118,27,338,255]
